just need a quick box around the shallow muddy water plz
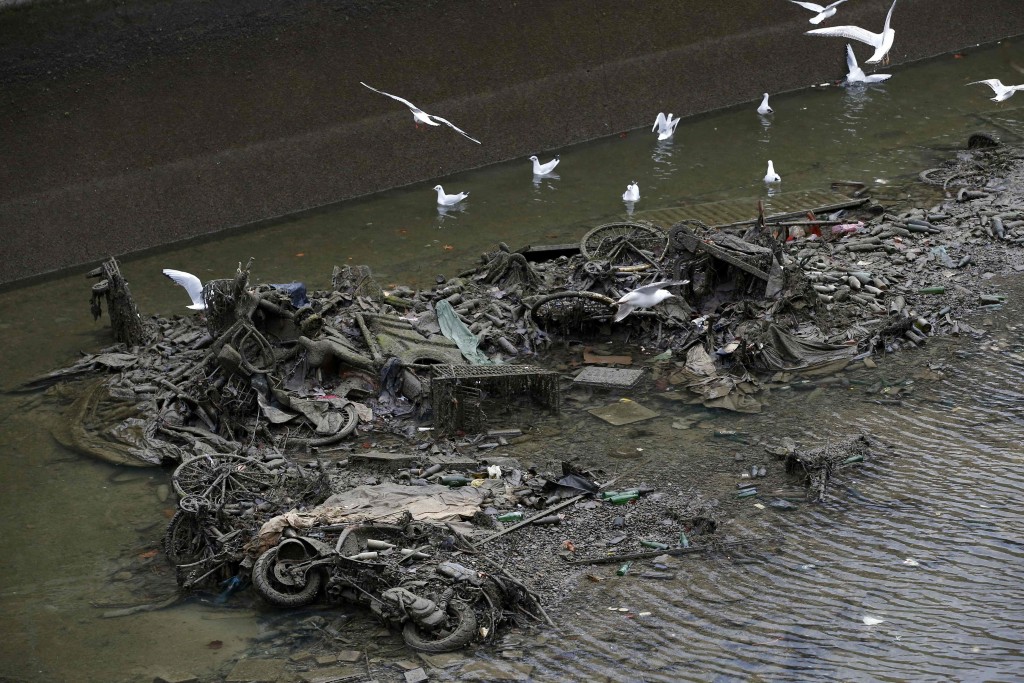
[1,39,1023,682]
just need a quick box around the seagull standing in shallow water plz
[968,79,1024,102]
[652,112,680,140]
[529,155,560,175]
[433,185,469,206]
[764,160,781,183]
[162,269,207,310]
[788,0,848,25]
[806,0,898,64]
[622,181,640,202]
[613,280,689,322]
[845,44,891,84]
[757,93,774,115]
[359,81,482,144]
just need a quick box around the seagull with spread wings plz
[968,79,1024,102]
[360,81,482,144]
[806,0,898,64]
[788,0,848,25]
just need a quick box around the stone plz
[225,658,287,683]
[153,675,199,683]
[333,649,363,663]
[459,661,534,681]
[299,666,361,683]
[404,668,429,683]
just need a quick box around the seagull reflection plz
[532,172,560,189]
[436,202,468,221]
[623,201,636,216]
[651,140,676,179]
[758,114,773,144]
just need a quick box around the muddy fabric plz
[256,483,487,546]
[758,324,857,372]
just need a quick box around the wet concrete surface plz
[2,0,1024,285]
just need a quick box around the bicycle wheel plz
[580,222,669,261]
[172,453,277,505]
[164,509,205,566]
[528,291,618,330]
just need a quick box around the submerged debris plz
[21,142,1024,654]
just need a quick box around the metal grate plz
[430,364,560,434]
[634,189,855,228]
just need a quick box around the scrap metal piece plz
[573,366,645,389]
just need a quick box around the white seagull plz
[529,155,560,175]
[806,0,898,64]
[652,112,680,140]
[622,181,640,202]
[845,44,891,84]
[788,0,848,25]
[359,81,481,144]
[757,93,774,115]
[613,280,689,322]
[162,269,207,310]
[968,79,1024,102]
[433,185,468,206]
[764,160,781,183]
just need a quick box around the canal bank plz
[2,0,1024,285]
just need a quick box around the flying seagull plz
[360,81,482,144]
[968,79,1024,102]
[806,0,898,64]
[433,185,468,206]
[788,0,848,25]
[613,280,689,322]
[162,269,207,310]
[529,155,560,175]
[652,112,680,140]
[764,160,781,183]
[622,181,640,202]
[757,93,774,115]
[845,44,891,84]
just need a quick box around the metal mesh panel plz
[430,364,560,434]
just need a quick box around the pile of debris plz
[21,141,1024,654]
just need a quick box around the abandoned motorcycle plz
[251,522,493,652]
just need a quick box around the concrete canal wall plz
[2,0,1023,285]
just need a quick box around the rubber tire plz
[251,546,323,608]
[164,509,202,566]
[401,601,478,653]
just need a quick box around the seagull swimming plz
[529,155,560,175]
[806,0,897,64]
[652,112,680,140]
[788,0,848,25]
[162,269,207,310]
[360,81,481,144]
[433,185,468,206]
[968,79,1024,102]
[764,160,781,183]
[757,93,774,115]
[845,44,891,84]
[622,181,640,202]
[613,280,689,322]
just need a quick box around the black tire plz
[252,546,323,607]
[401,601,478,653]
[164,510,203,566]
